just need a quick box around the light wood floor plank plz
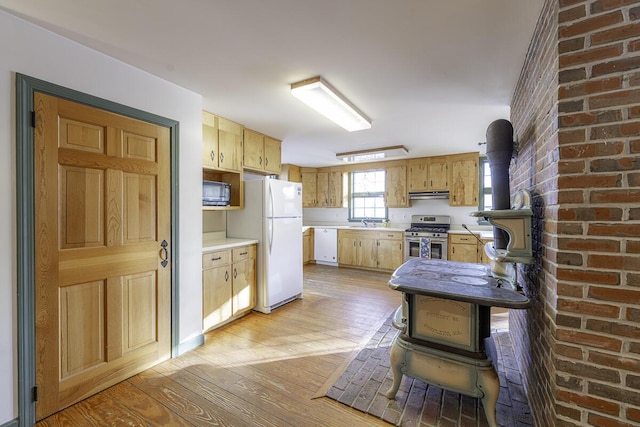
[37,264,488,427]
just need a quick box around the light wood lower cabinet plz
[478,238,493,264]
[303,228,314,264]
[338,229,403,271]
[202,244,256,331]
[448,234,492,264]
[377,232,404,270]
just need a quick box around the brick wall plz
[510,0,640,425]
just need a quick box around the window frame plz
[477,156,492,224]
[348,169,389,222]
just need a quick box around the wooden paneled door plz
[33,92,172,420]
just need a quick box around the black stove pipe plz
[485,119,514,251]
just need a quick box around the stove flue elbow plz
[485,119,514,167]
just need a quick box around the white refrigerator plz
[227,178,303,313]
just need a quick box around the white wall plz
[0,10,203,424]
[303,198,489,231]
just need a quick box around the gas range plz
[404,215,451,261]
[404,215,451,237]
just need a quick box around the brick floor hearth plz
[324,314,533,426]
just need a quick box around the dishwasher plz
[314,228,338,266]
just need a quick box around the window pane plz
[484,194,493,210]
[350,170,387,221]
[478,157,493,223]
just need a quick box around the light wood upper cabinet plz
[407,156,448,192]
[449,152,479,206]
[304,169,344,208]
[385,165,408,207]
[203,112,242,172]
[281,164,302,183]
[218,117,243,171]
[264,136,282,174]
[316,171,329,206]
[243,129,282,174]
[328,170,343,207]
[202,111,244,211]
[243,128,264,170]
[202,112,219,169]
[428,156,449,191]
[407,159,428,192]
[301,170,318,207]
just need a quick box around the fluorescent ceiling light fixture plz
[337,145,408,163]
[291,76,371,132]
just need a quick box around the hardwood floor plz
[36,264,510,427]
[37,265,402,427]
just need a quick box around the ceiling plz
[0,0,544,167]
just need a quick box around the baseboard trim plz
[0,418,18,427]
[177,333,204,355]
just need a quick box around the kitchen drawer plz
[232,245,255,262]
[202,250,231,269]
[377,231,403,240]
[449,234,478,245]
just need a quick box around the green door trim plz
[15,73,181,426]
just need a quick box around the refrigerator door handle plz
[268,181,274,219]
[268,217,274,254]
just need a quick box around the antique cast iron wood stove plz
[385,120,535,427]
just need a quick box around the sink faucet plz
[361,218,375,228]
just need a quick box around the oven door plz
[405,237,447,261]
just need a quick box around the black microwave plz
[203,180,231,206]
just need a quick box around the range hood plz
[408,191,450,200]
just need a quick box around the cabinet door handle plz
[220,152,224,163]
[225,270,229,281]
[211,256,222,261]
[259,156,262,165]
[234,268,237,279]
[239,251,247,256]
[211,150,215,161]
[265,157,269,166]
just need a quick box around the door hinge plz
[32,385,38,402]
[31,111,36,128]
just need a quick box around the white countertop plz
[304,224,491,237]
[303,224,406,232]
[448,229,494,239]
[202,232,258,252]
